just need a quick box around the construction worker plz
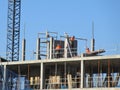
[86,48,90,54]
[55,44,61,58]
[69,36,75,47]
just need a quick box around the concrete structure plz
[0,32,120,90]
[0,55,120,90]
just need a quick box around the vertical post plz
[47,42,49,59]
[36,38,40,60]
[91,39,95,51]
[91,21,95,51]
[108,60,110,87]
[28,64,30,80]
[90,67,93,87]
[98,60,100,87]
[64,38,68,58]
[17,65,21,90]
[64,62,67,87]
[40,62,43,89]
[22,39,26,61]
[81,59,84,88]
[2,65,6,90]
[50,37,54,59]
[55,63,57,75]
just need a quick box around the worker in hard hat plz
[70,36,75,48]
[86,48,90,54]
[55,44,61,58]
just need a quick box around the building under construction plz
[0,31,120,90]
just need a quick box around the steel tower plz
[6,0,21,61]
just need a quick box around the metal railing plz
[45,76,81,89]
[85,75,120,88]
[1,44,120,60]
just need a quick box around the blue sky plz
[0,0,120,59]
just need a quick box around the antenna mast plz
[6,0,21,61]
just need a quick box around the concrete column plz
[91,38,95,51]
[50,37,54,59]
[91,21,95,51]
[40,62,43,89]
[36,38,40,60]
[47,42,49,59]
[81,59,84,88]
[22,39,26,61]
[2,65,6,90]
[64,38,68,58]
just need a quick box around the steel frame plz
[6,0,21,61]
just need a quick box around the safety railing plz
[50,48,78,59]
[85,75,120,88]
[44,75,81,89]
[4,77,40,90]
[1,44,120,61]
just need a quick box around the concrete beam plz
[1,55,120,65]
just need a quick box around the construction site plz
[0,31,120,90]
[0,0,120,90]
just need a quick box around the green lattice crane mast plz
[6,0,21,61]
